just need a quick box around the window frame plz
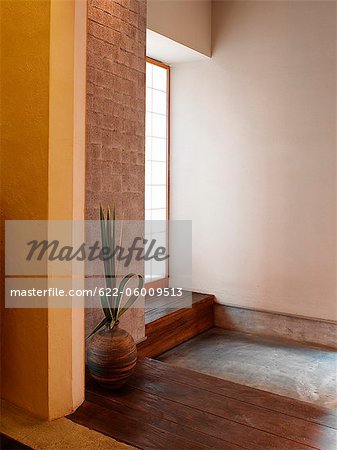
[145,57,170,289]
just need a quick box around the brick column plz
[86,0,146,341]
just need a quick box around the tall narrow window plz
[145,58,170,286]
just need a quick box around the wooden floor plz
[144,290,211,324]
[0,433,32,449]
[138,291,214,358]
[70,358,337,450]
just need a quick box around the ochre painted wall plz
[1,0,86,419]
[1,0,51,418]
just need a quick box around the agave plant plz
[87,205,143,339]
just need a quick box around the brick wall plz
[86,0,146,341]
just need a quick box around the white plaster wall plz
[170,1,336,320]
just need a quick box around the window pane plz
[152,231,166,247]
[145,260,152,283]
[146,87,152,112]
[145,185,152,210]
[146,63,152,87]
[152,186,166,209]
[145,160,152,185]
[151,161,166,185]
[145,220,152,237]
[146,112,152,136]
[152,208,166,220]
[152,89,166,115]
[152,64,167,91]
[152,137,166,162]
[151,258,166,280]
[146,137,152,160]
[145,209,152,220]
[152,113,166,138]
[151,231,167,279]
[152,219,167,234]
[145,60,169,283]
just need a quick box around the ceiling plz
[146,29,210,65]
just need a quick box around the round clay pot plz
[87,322,137,389]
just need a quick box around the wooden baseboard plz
[138,293,214,357]
[214,303,337,349]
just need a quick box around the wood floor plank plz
[140,357,337,430]
[139,296,214,357]
[128,361,336,449]
[145,289,193,313]
[145,293,213,324]
[86,383,244,450]
[70,400,214,450]
[86,378,313,450]
[0,434,32,450]
[145,299,194,323]
[75,359,336,450]
[145,301,192,324]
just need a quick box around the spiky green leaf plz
[100,292,112,321]
[86,316,109,339]
[116,274,144,320]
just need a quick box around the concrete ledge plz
[214,303,337,349]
